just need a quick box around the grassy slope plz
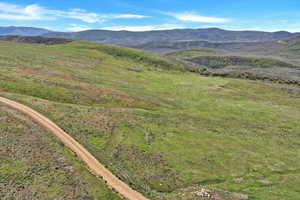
[0,104,121,200]
[0,41,299,200]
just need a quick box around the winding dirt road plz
[0,97,149,200]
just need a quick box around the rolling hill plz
[0,39,299,200]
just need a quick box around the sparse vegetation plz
[0,40,299,200]
[0,104,121,200]
[186,56,297,69]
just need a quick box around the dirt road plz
[0,97,149,200]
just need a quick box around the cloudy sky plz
[0,0,300,32]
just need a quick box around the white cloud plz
[113,14,148,19]
[0,2,148,23]
[102,24,185,32]
[67,24,92,32]
[162,12,229,23]
[51,9,104,23]
[0,2,52,20]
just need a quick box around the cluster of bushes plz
[186,67,300,86]
[0,36,72,45]
[187,56,297,69]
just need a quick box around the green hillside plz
[0,40,300,200]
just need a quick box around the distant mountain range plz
[44,28,300,45]
[0,26,51,36]
[1,26,300,53]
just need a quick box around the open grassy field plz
[0,40,299,200]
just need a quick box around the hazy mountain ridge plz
[1,26,299,53]
[44,28,300,45]
[0,26,51,36]
[2,26,297,44]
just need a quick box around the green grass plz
[0,40,299,200]
[0,104,121,200]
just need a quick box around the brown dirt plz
[0,96,149,200]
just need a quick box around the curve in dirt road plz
[0,97,149,200]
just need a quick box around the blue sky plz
[0,0,300,32]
